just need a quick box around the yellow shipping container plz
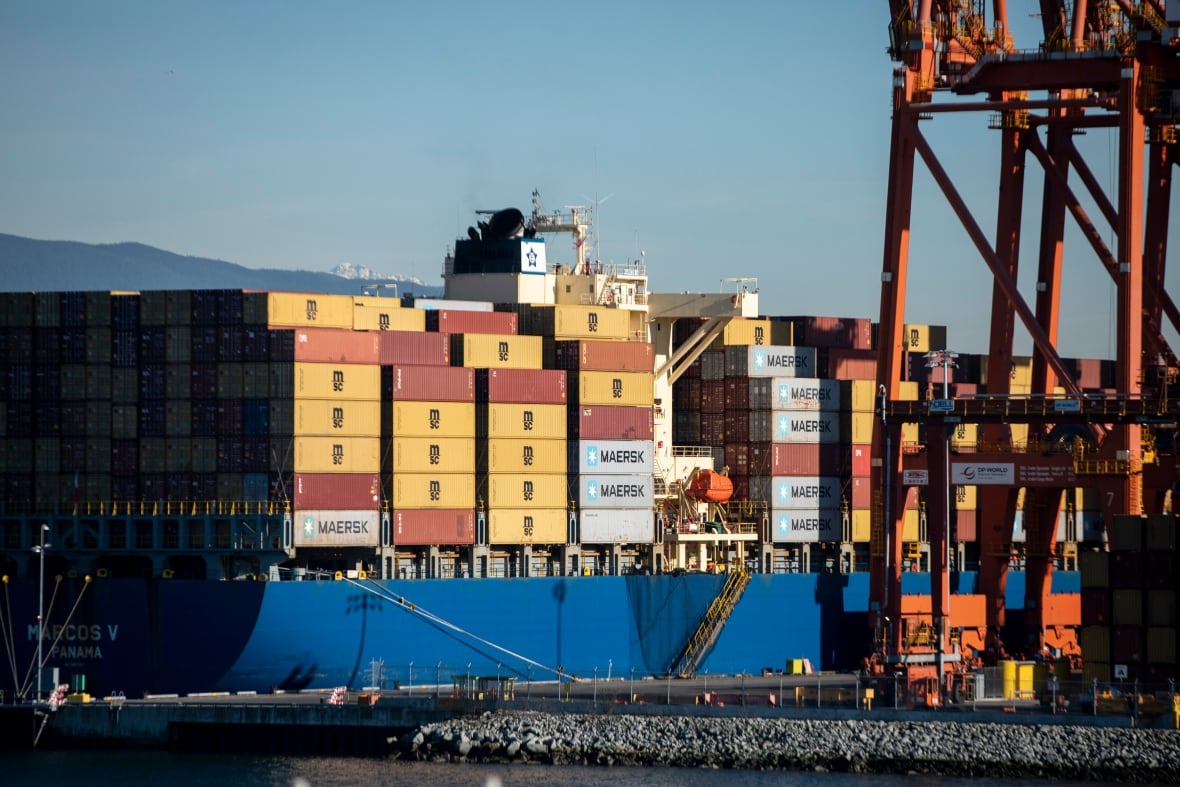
[549,304,632,340]
[352,294,401,311]
[295,362,381,400]
[848,379,920,412]
[293,399,381,436]
[903,508,920,542]
[847,411,874,444]
[488,508,567,544]
[354,304,425,332]
[721,318,771,347]
[454,334,543,369]
[954,484,977,511]
[576,371,654,406]
[391,401,475,438]
[267,292,354,329]
[391,473,476,508]
[485,438,567,473]
[901,422,919,449]
[483,473,568,509]
[294,436,381,473]
[979,355,1034,388]
[950,422,979,451]
[897,380,919,401]
[483,403,567,439]
[392,436,476,473]
[902,324,947,353]
[852,509,871,542]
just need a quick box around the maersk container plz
[386,364,474,402]
[578,508,653,544]
[391,472,475,508]
[552,339,653,372]
[487,507,566,544]
[772,507,842,543]
[773,411,841,443]
[426,309,518,335]
[727,345,818,378]
[266,292,354,329]
[293,399,381,437]
[378,331,451,366]
[392,508,475,546]
[392,436,476,474]
[772,377,841,411]
[294,362,381,401]
[391,401,475,438]
[574,371,654,407]
[294,472,382,510]
[475,368,566,404]
[451,333,543,369]
[478,402,566,439]
[578,474,654,509]
[771,476,841,509]
[573,439,654,475]
[353,304,424,332]
[294,509,380,547]
[484,438,567,474]
[569,405,653,440]
[293,436,381,473]
[482,473,567,509]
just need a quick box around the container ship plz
[0,193,1171,702]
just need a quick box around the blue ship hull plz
[0,571,1081,698]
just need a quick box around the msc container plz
[353,304,424,332]
[391,472,476,508]
[572,439,654,475]
[294,509,380,547]
[392,508,475,546]
[294,362,381,401]
[569,405,653,440]
[715,317,770,347]
[903,323,948,353]
[387,364,474,402]
[726,345,818,378]
[426,309,518,335]
[772,507,841,542]
[475,368,566,404]
[578,508,654,544]
[552,339,653,372]
[774,411,841,443]
[266,292,354,329]
[771,476,841,509]
[478,402,567,439]
[293,436,381,473]
[483,438,567,474]
[390,401,475,438]
[482,473,568,509]
[487,508,566,544]
[451,333,543,369]
[573,371,654,406]
[772,378,841,411]
[520,304,632,341]
[577,474,654,509]
[294,472,382,510]
[288,328,381,364]
[392,436,476,474]
[378,331,451,365]
[292,399,381,436]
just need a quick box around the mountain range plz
[0,233,443,298]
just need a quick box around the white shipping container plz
[728,345,818,378]
[576,440,654,475]
[772,377,841,411]
[578,508,654,544]
[578,474,655,509]
[772,507,841,543]
[411,298,494,312]
[773,411,841,443]
[294,509,380,547]
[772,476,842,509]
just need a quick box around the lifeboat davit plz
[685,470,733,504]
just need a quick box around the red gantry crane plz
[870,0,1180,705]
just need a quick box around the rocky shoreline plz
[393,710,1180,782]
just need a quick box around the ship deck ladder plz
[672,566,750,678]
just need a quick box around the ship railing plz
[70,499,291,517]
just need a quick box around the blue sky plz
[0,2,1165,360]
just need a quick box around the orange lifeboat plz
[685,470,733,504]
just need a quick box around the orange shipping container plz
[392,509,475,546]
[292,328,381,364]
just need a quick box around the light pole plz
[33,524,50,703]
[925,350,958,707]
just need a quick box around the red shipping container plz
[552,340,653,372]
[850,444,871,477]
[746,442,773,475]
[426,309,518,335]
[700,412,725,444]
[293,327,381,364]
[476,368,566,404]
[771,443,847,475]
[825,348,877,380]
[724,443,749,474]
[700,380,726,414]
[955,508,977,542]
[392,508,475,546]
[850,474,872,508]
[570,405,653,440]
[388,364,475,402]
[378,331,451,365]
[723,410,749,443]
[951,382,978,397]
[787,315,873,350]
[294,473,382,510]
